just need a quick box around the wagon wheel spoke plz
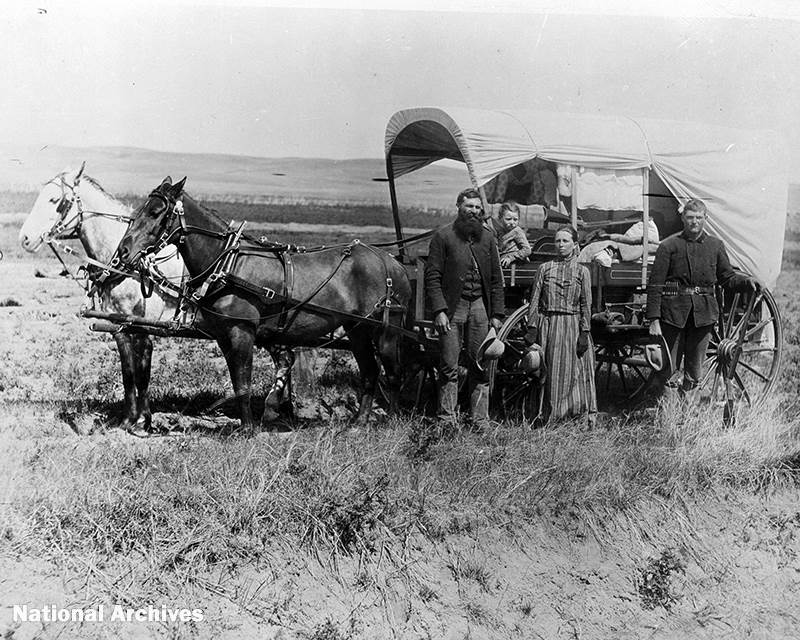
[724,292,741,335]
[741,346,777,354]
[736,359,771,383]
[503,380,533,404]
[723,378,734,412]
[504,343,526,359]
[730,296,758,339]
[630,364,648,383]
[604,361,614,393]
[616,363,628,392]
[709,369,723,402]
[733,371,752,406]
[744,317,774,342]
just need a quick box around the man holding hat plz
[425,188,505,429]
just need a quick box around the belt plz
[663,285,715,296]
[542,310,578,316]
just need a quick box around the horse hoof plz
[125,425,154,438]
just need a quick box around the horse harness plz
[135,194,413,339]
[43,173,185,304]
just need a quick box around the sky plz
[3,1,800,175]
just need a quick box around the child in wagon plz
[492,201,532,267]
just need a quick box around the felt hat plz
[519,344,546,378]
[644,335,671,373]
[477,327,505,365]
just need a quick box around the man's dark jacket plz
[425,224,505,320]
[646,230,750,328]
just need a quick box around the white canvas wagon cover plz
[385,107,788,288]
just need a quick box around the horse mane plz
[81,174,133,212]
[82,173,110,195]
[181,191,264,245]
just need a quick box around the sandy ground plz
[2,220,800,639]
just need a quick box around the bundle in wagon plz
[383,107,787,421]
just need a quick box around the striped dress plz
[527,256,597,422]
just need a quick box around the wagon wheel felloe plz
[696,287,782,414]
[487,304,543,423]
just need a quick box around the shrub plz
[636,548,687,610]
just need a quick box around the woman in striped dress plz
[524,227,597,427]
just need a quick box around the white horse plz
[19,165,295,433]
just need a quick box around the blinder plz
[47,175,82,240]
[119,188,185,274]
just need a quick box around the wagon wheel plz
[695,287,782,416]
[592,330,671,406]
[487,304,544,423]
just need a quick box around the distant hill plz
[5,145,798,216]
[1,145,468,209]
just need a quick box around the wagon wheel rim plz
[696,287,782,411]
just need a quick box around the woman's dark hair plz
[555,225,579,242]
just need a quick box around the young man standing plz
[646,198,759,395]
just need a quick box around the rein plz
[46,236,182,300]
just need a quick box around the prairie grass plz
[9,392,800,584]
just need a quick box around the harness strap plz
[189,221,246,303]
[277,251,294,331]
[280,241,355,333]
[383,278,393,328]
[187,239,417,337]
[371,226,438,249]
[213,272,418,340]
[46,238,183,304]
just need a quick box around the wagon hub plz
[716,337,740,365]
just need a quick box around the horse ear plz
[74,161,86,185]
[161,176,173,187]
[171,177,187,196]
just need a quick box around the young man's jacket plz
[646,230,751,328]
[425,223,505,320]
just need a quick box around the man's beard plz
[454,214,485,241]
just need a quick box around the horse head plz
[115,176,187,271]
[19,162,87,252]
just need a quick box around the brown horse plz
[115,177,412,432]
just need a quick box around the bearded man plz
[425,188,505,428]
